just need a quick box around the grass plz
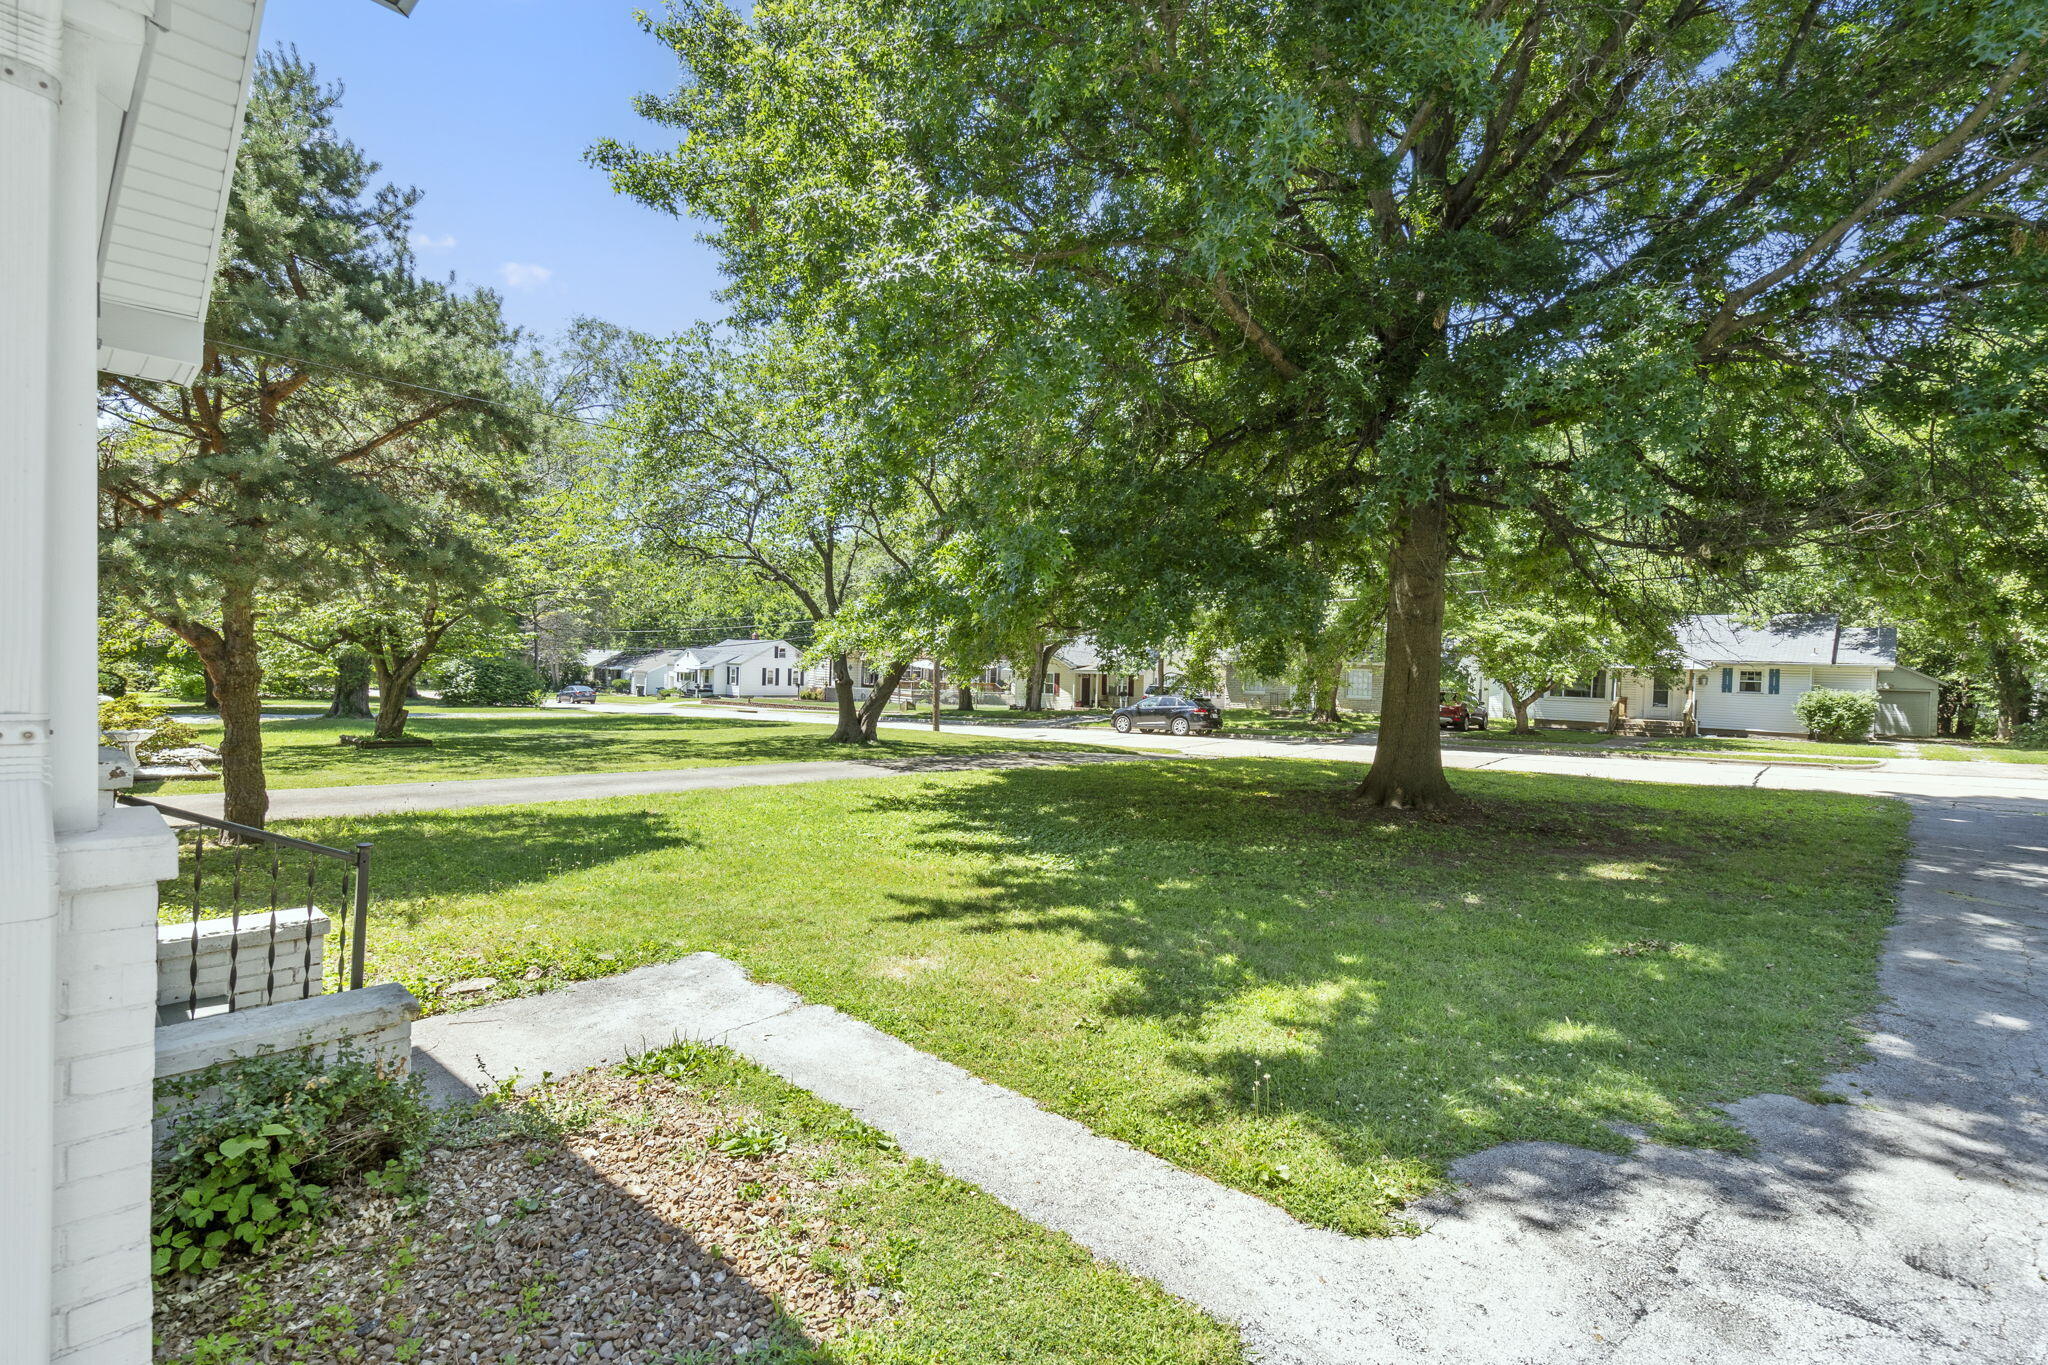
[1643,735,1906,760]
[1456,721,1616,746]
[268,758,1908,1237]
[1217,712,1378,737]
[133,711,1117,794]
[1919,741,2048,765]
[624,1043,1244,1362]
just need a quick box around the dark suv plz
[1111,693,1222,736]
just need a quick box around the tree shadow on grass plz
[851,759,1908,1229]
[165,807,691,930]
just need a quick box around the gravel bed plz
[155,1071,892,1363]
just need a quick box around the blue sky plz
[260,0,727,342]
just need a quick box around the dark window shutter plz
[1768,668,1781,695]
[1721,668,1733,693]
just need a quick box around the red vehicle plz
[1439,693,1488,731]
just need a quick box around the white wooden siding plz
[1695,665,1811,733]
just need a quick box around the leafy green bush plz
[1794,687,1879,742]
[160,665,212,703]
[152,1048,427,1278]
[436,657,543,707]
[98,694,200,760]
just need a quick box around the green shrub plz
[98,694,200,760]
[1794,687,1879,742]
[437,657,543,707]
[161,665,212,703]
[152,1048,427,1278]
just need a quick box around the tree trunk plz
[956,683,974,712]
[210,579,269,828]
[829,653,863,743]
[1358,497,1456,808]
[327,649,372,719]
[857,659,912,742]
[369,658,414,740]
[1308,666,1341,722]
[1025,641,1056,711]
[1985,635,2033,740]
[1512,696,1533,733]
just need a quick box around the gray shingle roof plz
[676,638,790,669]
[1675,614,1897,668]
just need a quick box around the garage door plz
[1876,688,1937,737]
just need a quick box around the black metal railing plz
[122,794,371,1022]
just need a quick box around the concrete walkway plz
[412,793,2048,1365]
[160,750,1154,821]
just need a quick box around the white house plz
[1492,614,1941,738]
[2,1,420,1359]
[1216,658,1385,713]
[1011,637,1152,710]
[667,638,805,698]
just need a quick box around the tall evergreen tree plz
[100,51,531,825]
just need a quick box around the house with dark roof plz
[1491,614,1941,737]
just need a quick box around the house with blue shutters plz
[1489,614,1941,738]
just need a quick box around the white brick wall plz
[52,805,178,1364]
[156,907,328,1019]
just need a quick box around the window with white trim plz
[1343,668,1374,700]
[1739,669,1764,693]
[773,645,787,658]
[1559,670,1606,698]
[762,667,778,686]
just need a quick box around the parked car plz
[1439,693,1487,731]
[1111,693,1223,736]
[556,684,597,704]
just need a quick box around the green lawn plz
[136,712,1116,794]
[1455,722,1616,746]
[1919,741,2048,765]
[1642,735,1906,760]
[273,759,1907,1237]
[1218,712,1378,737]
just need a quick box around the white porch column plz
[48,1,99,836]
[0,6,66,1364]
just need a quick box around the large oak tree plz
[599,0,2048,806]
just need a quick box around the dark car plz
[1439,693,1487,731]
[1111,693,1222,736]
[556,684,598,704]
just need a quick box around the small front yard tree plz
[1458,608,1619,734]
[99,53,530,825]
[625,324,955,743]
